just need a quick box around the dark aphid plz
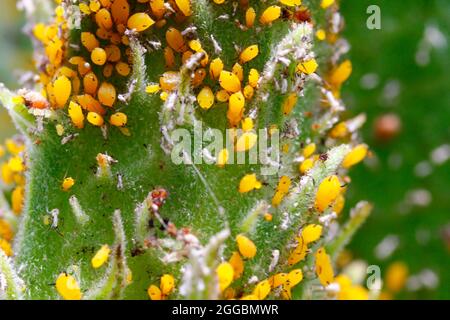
[319,153,328,161]
[293,8,312,23]
[147,188,169,212]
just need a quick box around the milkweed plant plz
[0,0,374,300]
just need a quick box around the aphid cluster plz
[0,138,26,257]
[1,0,377,301]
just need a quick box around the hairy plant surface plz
[0,0,371,300]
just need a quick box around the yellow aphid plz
[199,50,209,67]
[329,60,352,87]
[127,13,155,32]
[315,247,334,287]
[175,0,192,16]
[96,28,111,41]
[386,262,408,293]
[12,186,24,214]
[219,71,241,93]
[245,7,256,28]
[301,224,322,244]
[342,144,368,168]
[196,87,214,110]
[111,0,130,25]
[297,59,318,75]
[62,177,75,191]
[281,283,292,300]
[191,68,206,88]
[12,96,24,105]
[166,27,187,53]
[58,66,76,78]
[160,71,180,91]
[81,32,99,51]
[330,122,349,139]
[160,274,175,295]
[288,238,308,266]
[110,112,128,127]
[91,244,111,268]
[239,174,262,194]
[216,262,234,292]
[68,101,85,129]
[53,76,71,108]
[333,194,345,215]
[241,295,259,300]
[240,45,259,64]
[341,285,369,300]
[232,63,244,82]
[160,91,168,101]
[182,50,194,64]
[223,287,235,300]
[334,275,369,300]
[216,148,229,167]
[286,269,303,287]
[252,280,271,300]
[299,158,314,174]
[89,0,101,12]
[236,234,257,259]
[83,72,98,96]
[276,175,291,194]
[279,0,301,6]
[271,191,284,207]
[260,6,281,25]
[213,0,225,4]
[188,39,202,52]
[97,82,116,107]
[241,117,254,132]
[95,8,113,30]
[0,219,13,241]
[91,47,107,65]
[303,143,316,158]
[0,239,12,256]
[282,93,298,115]
[316,29,326,41]
[115,61,131,76]
[229,251,244,279]
[55,273,82,300]
[216,89,230,103]
[148,285,162,300]
[269,273,288,288]
[321,0,335,9]
[235,132,257,152]
[105,44,121,62]
[79,3,91,15]
[228,91,245,114]
[209,58,224,80]
[164,47,175,68]
[150,0,166,19]
[228,99,245,125]
[8,156,24,172]
[315,175,341,212]
[1,163,13,185]
[121,35,130,45]
[154,19,167,29]
[77,62,91,77]
[243,85,254,100]
[146,83,161,94]
[264,213,273,221]
[247,70,259,89]
[87,112,104,127]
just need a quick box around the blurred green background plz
[0,0,448,299]
[341,0,450,299]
